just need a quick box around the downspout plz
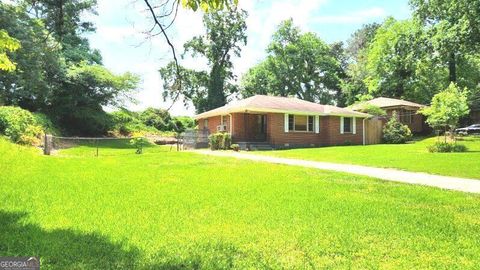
[228,113,233,135]
[363,117,367,146]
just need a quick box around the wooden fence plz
[364,117,383,145]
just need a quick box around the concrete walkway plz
[194,150,480,194]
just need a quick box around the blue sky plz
[86,0,412,116]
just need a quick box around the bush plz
[109,109,159,136]
[33,112,60,135]
[0,106,43,145]
[230,144,240,151]
[383,112,412,144]
[427,142,468,153]
[129,137,149,154]
[208,132,232,150]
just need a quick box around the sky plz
[86,0,412,116]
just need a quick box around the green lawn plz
[254,136,480,179]
[2,139,480,269]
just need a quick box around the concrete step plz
[237,142,274,151]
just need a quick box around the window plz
[204,119,208,129]
[308,116,314,131]
[288,115,294,131]
[399,110,413,124]
[220,115,227,125]
[287,115,315,132]
[343,117,352,133]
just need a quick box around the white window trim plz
[286,114,316,133]
[353,117,356,134]
[315,115,320,133]
[284,114,289,133]
[340,117,344,134]
[341,117,355,134]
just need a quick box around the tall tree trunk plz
[207,65,226,111]
[448,51,456,82]
[57,0,64,40]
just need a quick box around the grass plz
[1,138,480,269]
[254,136,480,179]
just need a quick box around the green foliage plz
[364,18,446,104]
[420,83,470,132]
[0,106,42,145]
[140,107,171,131]
[241,19,343,105]
[341,23,380,105]
[161,8,247,113]
[383,112,412,144]
[109,109,156,136]
[172,116,196,133]
[410,0,480,82]
[208,132,231,150]
[427,142,468,153]
[129,137,148,154]
[230,143,240,151]
[109,109,195,136]
[33,112,60,136]
[0,29,20,71]
[181,0,238,11]
[51,62,139,136]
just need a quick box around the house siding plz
[197,113,365,148]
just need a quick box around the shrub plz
[33,112,60,135]
[109,109,159,136]
[382,112,412,144]
[0,106,43,145]
[208,132,232,150]
[230,144,240,152]
[427,142,468,153]
[129,137,149,154]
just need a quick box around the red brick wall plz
[197,115,230,134]
[198,113,365,147]
[267,113,364,147]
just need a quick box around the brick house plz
[194,95,370,149]
[351,97,428,133]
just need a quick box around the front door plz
[254,114,267,141]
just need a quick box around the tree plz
[241,19,342,105]
[140,107,172,131]
[0,3,64,110]
[341,23,380,105]
[19,0,101,64]
[345,22,380,60]
[410,0,480,83]
[383,111,412,143]
[364,18,447,104]
[160,8,247,113]
[420,83,470,140]
[0,30,20,71]
[50,62,139,135]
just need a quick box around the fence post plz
[43,134,52,155]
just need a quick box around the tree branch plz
[143,0,182,111]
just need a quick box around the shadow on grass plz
[0,210,140,269]
[0,211,252,269]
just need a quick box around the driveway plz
[194,150,480,194]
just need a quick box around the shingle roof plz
[195,95,369,119]
[351,97,425,111]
